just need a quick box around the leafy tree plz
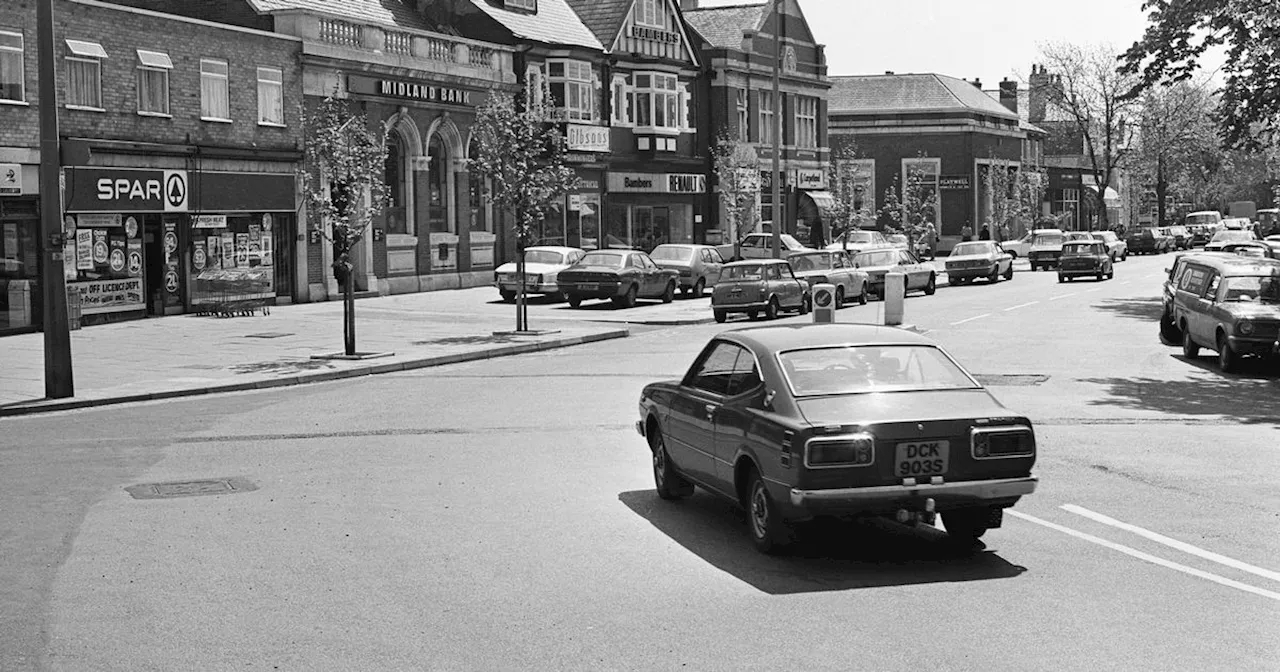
[1037,41,1141,231]
[1119,0,1280,149]
[984,156,1048,241]
[1131,82,1217,226]
[827,141,877,250]
[710,133,761,260]
[300,94,389,357]
[470,89,578,332]
[878,161,937,250]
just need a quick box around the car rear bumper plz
[559,282,624,298]
[1059,266,1105,276]
[497,281,558,294]
[945,266,996,279]
[788,475,1037,513]
[713,300,769,313]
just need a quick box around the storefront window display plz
[1,205,41,333]
[65,212,147,318]
[188,213,275,309]
[604,201,693,251]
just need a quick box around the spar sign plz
[64,167,188,213]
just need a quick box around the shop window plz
[736,88,748,142]
[758,90,774,145]
[0,30,24,103]
[635,0,662,27]
[256,66,284,126]
[200,58,230,121]
[190,214,276,311]
[795,95,817,148]
[634,72,681,131]
[427,135,451,234]
[383,135,408,235]
[547,59,593,122]
[135,49,172,116]
[65,39,106,110]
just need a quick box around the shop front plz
[793,168,831,247]
[1,159,40,335]
[62,166,296,324]
[604,171,706,252]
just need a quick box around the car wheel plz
[1058,274,1066,283]
[661,281,676,304]
[567,294,583,308]
[1182,328,1200,358]
[1004,264,1014,280]
[747,309,759,320]
[746,468,788,554]
[500,289,516,303]
[651,427,693,501]
[835,286,845,308]
[621,284,638,308]
[764,296,780,320]
[858,284,868,305]
[1097,271,1104,281]
[693,278,706,299]
[1030,263,1038,272]
[924,274,936,296]
[1121,251,1128,261]
[1159,310,1182,344]
[1217,333,1240,373]
[988,267,999,283]
[713,308,727,323]
[942,507,990,545]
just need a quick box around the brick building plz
[684,0,831,246]
[1,0,304,333]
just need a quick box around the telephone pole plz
[37,0,74,398]
[769,0,783,259]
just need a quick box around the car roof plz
[719,323,935,351]
[653,243,711,249]
[527,246,582,254]
[723,258,791,266]
[1032,228,1063,233]
[1182,254,1280,275]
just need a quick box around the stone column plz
[452,156,472,272]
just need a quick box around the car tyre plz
[500,289,516,303]
[713,308,727,323]
[1003,264,1014,280]
[835,286,845,308]
[764,296,780,320]
[651,427,693,501]
[567,294,583,308]
[1182,328,1200,358]
[747,309,759,320]
[1159,311,1182,344]
[943,508,990,545]
[1058,274,1065,283]
[621,284,638,308]
[746,468,788,554]
[1217,333,1240,373]
[661,281,676,304]
[924,274,937,295]
[1097,271,1104,281]
[692,278,706,299]
[988,267,1000,283]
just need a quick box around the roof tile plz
[563,0,632,48]
[683,3,765,49]
[829,73,1019,120]
[464,0,603,50]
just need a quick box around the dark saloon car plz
[1057,241,1114,282]
[556,249,680,308]
[1126,227,1174,255]
[710,259,810,322]
[636,324,1039,553]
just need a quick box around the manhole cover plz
[125,477,257,500]
[245,332,294,339]
[974,374,1050,386]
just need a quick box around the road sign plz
[812,283,836,323]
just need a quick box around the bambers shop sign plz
[608,172,706,194]
[348,75,476,106]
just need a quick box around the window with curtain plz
[200,58,230,120]
[611,75,629,125]
[547,59,593,122]
[795,95,817,148]
[736,88,748,142]
[427,136,451,233]
[136,50,171,116]
[758,90,774,144]
[635,0,661,27]
[633,72,680,130]
[66,58,101,108]
[256,66,284,125]
[525,63,543,111]
[0,31,24,102]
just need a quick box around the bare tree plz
[711,133,761,261]
[983,155,1047,241]
[1037,41,1141,230]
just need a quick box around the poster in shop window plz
[221,233,235,268]
[193,241,207,270]
[260,234,273,266]
[76,229,93,270]
[127,239,143,277]
[124,216,139,239]
[235,233,250,267]
[65,238,79,280]
[92,230,109,264]
[108,238,126,273]
[206,237,220,269]
[248,223,261,242]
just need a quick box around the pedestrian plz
[924,222,937,259]
[999,224,1010,242]
[979,225,991,241]
[961,224,973,242]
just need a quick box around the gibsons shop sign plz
[348,75,477,106]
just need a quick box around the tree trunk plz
[344,264,356,356]
[1156,154,1168,227]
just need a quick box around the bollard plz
[811,283,837,323]
[883,271,905,326]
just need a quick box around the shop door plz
[143,218,164,315]
[272,214,293,300]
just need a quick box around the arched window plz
[383,134,407,235]
[428,135,449,233]
[468,139,488,233]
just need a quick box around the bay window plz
[548,59,593,122]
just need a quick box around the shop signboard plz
[608,172,707,194]
[0,163,19,195]
[348,74,479,107]
[63,167,188,212]
[939,175,971,190]
[70,278,145,315]
[795,169,827,190]
[193,214,227,229]
[565,124,611,153]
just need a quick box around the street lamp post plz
[769,0,782,260]
[37,0,74,398]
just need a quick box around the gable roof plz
[464,0,603,50]
[563,0,633,48]
[829,73,1020,120]
[248,0,435,31]
[683,3,766,49]
[983,87,1048,136]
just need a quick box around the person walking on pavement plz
[979,225,991,241]
[923,222,937,259]
[961,224,973,242]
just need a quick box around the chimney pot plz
[885,71,894,75]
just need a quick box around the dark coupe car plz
[556,249,679,308]
[1126,227,1174,255]
[1057,240,1114,282]
[636,324,1039,554]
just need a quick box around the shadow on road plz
[618,490,1027,595]
[1092,297,1164,322]
[1080,364,1280,425]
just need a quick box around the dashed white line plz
[1008,510,1280,602]
[1086,288,1103,293]
[1003,301,1039,312]
[1049,293,1077,301]
[950,313,990,326]
[1061,504,1280,584]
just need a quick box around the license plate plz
[895,440,949,478]
[578,283,598,291]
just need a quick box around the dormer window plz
[635,0,662,28]
[504,0,536,11]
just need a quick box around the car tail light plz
[971,426,1035,459]
[804,433,875,468]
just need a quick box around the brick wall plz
[12,0,304,153]
[0,1,40,151]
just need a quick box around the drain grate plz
[125,477,257,500]
[974,374,1050,387]
[245,332,294,339]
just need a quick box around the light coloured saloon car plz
[649,244,725,298]
[787,250,870,306]
[494,246,585,302]
[945,241,1014,285]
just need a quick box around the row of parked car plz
[1158,250,1280,373]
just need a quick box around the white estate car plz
[494,246,585,302]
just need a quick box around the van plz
[1184,211,1223,228]
[1027,228,1066,271]
[1171,254,1280,372]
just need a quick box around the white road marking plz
[1049,293,1077,301]
[1008,510,1280,602]
[1119,281,1131,285]
[1086,288,1103,293]
[950,313,990,326]
[1061,504,1280,584]
[1003,301,1039,312]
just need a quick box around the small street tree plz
[878,162,938,250]
[711,133,761,260]
[828,141,877,250]
[983,156,1047,241]
[300,94,389,357]
[470,89,578,332]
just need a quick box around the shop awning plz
[65,39,108,59]
[1087,185,1121,207]
[801,190,838,219]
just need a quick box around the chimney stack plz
[1028,64,1052,123]
[680,0,699,10]
[999,77,1018,114]
[971,78,982,89]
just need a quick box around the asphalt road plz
[2,253,1278,671]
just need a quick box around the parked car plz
[1257,208,1279,237]
[1188,225,1214,247]
[1090,230,1129,261]
[636,323,1039,553]
[1057,240,1114,282]
[850,247,938,297]
[648,244,725,298]
[1027,228,1067,271]
[717,232,812,262]
[556,249,680,308]
[493,246,585,302]
[1205,229,1258,252]
[1064,231,1094,242]
[1221,217,1252,231]
[1126,227,1174,255]
[824,228,891,255]
[787,250,870,307]
[1166,226,1193,250]
[885,234,910,251]
[1171,254,1280,372]
[710,259,811,323]
[1184,210,1223,231]
[1000,232,1032,259]
[945,240,1014,285]
[1220,241,1278,259]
